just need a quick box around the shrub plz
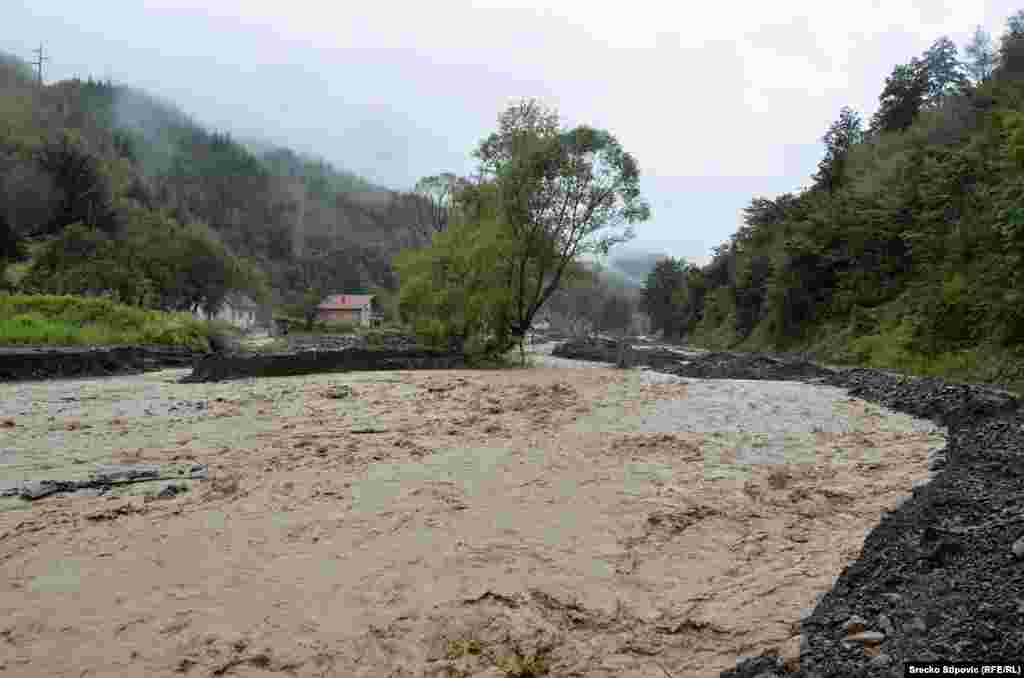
[0,292,215,349]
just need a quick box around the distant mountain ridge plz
[0,49,428,311]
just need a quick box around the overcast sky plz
[4,1,1021,267]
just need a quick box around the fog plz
[4,0,1021,268]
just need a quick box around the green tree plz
[1008,9,1024,38]
[997,11,1024,81]
[640,257,688,339]
[869,60,930,135]
[0,212,24,263]
[35,130,118,236]
[964,25,997,84]
[394,208,514,352]
[397,98,649,358]
[921,36,969,105]
[408,172,465,244]
[814,107,863,194]
[468,98,650,351]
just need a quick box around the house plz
[316,293,383,327]
[192,292,260,331]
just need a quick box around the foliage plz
[665,10,1024,395]
[0,292,213,349]
[395,98,650,356]
[0,60,398,328]
[921,36,970,104]
[964,26,997,84]
[18,210,269,316]
[814,107,864,194]
[869,59,930,136]
[405,172,469,244]
[394,213,514,353]
[640,257,690,339]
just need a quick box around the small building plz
[316,293,382,327]
[192,292,259,331]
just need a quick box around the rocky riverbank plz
[553,337,1024,677]
[0,333,442,383]
[180,346,466,383]
[0,344,201,382]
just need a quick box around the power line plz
[31,43,49,85]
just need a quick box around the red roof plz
[317,294,374,311]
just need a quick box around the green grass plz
[0,292,229,351]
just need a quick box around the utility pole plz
[31,43,49,86]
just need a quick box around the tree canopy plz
[395,98,650,356]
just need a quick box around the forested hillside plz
[641,15,1024,393]
[0,51,437,320]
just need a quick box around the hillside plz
[651,21,1024,394]
[0,51,435,318]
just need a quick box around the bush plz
[359,325,413,347]
[0,292,217,349]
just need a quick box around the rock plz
[73,487,109,498]
[325,385,354,399]
[869,653,892,667]
[842,616,868,634]
[180,346,466,383]
[615,340,634,369]
[1013,535,1024,560]
[0,345,200,382]
[92,464,162,483]
[877,613,895,636]
[845,631,885,645]
[156,483,186,499]
[19,480,77,500]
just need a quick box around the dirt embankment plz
[0,354,946,677]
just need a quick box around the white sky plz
[4,1,1021,267]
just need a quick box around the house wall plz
[318,309,362,325]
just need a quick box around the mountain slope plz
[0,51,432,310]
[661,26,1024,393]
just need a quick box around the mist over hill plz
[0,49,437,315]
[606,250,671,287]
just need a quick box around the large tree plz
[406,172,467,245]
[640,257,689,339]
[921,36,969,105]
[869,59,930,136]
[813,107,863,194]
[471,98,650,348]
[397,98,650,356]
[964,26,997,84]
[998,11,1024,81]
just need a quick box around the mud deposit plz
[0,356,945,677]
[554,343,1024,677]
[721,369,1024,678]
